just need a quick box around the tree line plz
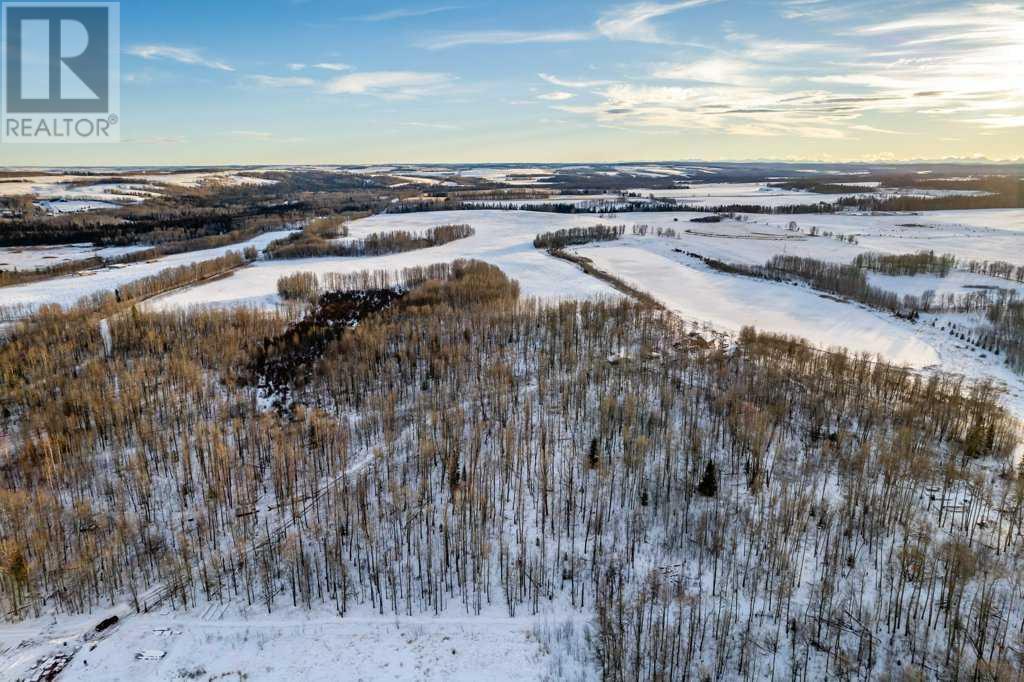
[853,250,957,277]
[266,224,474,260]
[0,173,390,248]
[533,225,626,250]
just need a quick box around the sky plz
[3,0,1024,165]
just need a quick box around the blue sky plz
[5,0,1024,165]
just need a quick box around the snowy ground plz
[571,240,940,368]
[35,200,122,214]
[0,244,147,271]
[1,604,552,682]
[452,167,556,185]
[465,194,614,208]
[144,209,1024,424]
[567,236,1024,420]
[747,210,1024,265]
[0,171,274,208]
[148,209,824,312]
[1,230,297,311]
[466,183,867,209]
[632,182,867,208]
[148,211,623,311]
[146,208,1018,346]
[0,175,105,198]
[123,170,277,189]
[12,208,1022,372]
[867,270,1024,298]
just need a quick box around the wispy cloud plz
[849,124,907,135]
[322,71,455,99]
[248,68,453,99]
[361,6,461,21]
[829,4,1024,118]
[969,115,1024,129]
[313,63,352,72]
[126,45,234,72]
[539,73,612,88]
[781,0,863,22]
[247,75,317,88]
[538,92,575,101]
[596,0,719,43]
[288,63,353,73]
[421,30,591,50]
[559,82,859,138]
[422,1,717,51]
[853,3,1004,35]
[779,0,902,23]
[653,57,755,85]
[546,2,1024,141]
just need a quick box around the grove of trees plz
[0,261,1020,679]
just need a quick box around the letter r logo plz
[3,3,112,113]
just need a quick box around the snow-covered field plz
[0,174,101,198]
[0,243,147,271]
[565,237,1024,418]
[149,211,622,310]
[467,183,866,209]
[454,167,556,185]
[12,208,1022,371]
[36,199,122,214]
[571,240,940,368]
[143,208,1024,424]
[1,230,296,311]
[1,604,553,682]
[867,270,1024,298]
[617,182,986,207]
[146,208,1020,343]
[636,182,859,208]
[123,170,277,189]
[0,171,275,211]
[149,209,815,313]
[5,204,1023,410]
[748,210,1024,265]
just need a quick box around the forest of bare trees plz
[853,251,957,277]
[982,297,1024,373]
[0,260,1021,680]
[0,172,394,248]
[533,225,626,250]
